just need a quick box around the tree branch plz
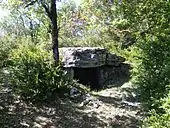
[25,0,37,8]
[41,3,52,20]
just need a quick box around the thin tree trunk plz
[52,28,59,65]
[51,0,59,64]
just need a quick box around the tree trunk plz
[26,0,60,64]
[51,0,59,64]
[52,28,59,64]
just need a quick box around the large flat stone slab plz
[59,47,107,68]
[60,47,125,68]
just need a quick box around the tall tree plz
[27,0,60,64]
[44,0,59,64]
[8,0,61,64]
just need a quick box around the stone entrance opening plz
[73,67,100,89]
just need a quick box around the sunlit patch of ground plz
[0,69,144,128]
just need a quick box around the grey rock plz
[106,53,125,66]
[70,87,79,98]
[60,47,125,68]
[64,68,74,80]
[59,47,107,68]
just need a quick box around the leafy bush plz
[136,35,170,109]
[137,36,170,126]
[0,36,17,68]
[143,111,170,128]
[162,91,170,114]
[143,92,170,128]
[9,44,69,101]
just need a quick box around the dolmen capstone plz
[59,47,130,90]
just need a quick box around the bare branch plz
[25,0,37,8]
[41,3,52,20]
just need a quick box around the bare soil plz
[0,70,144,128]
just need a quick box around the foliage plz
[9,43,69,101]
[58,0,78,46]
[121,0,170,105]
[58,0,134,49]
[142,111,170,128]
[137,35,170,109]
[122,0,170,127]
[142,92,170,128]
[5,0,63,63]
[0,35,19,68]
[0,1,50,43]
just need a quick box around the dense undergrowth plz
[0,38,73,102]
[10,44,70,101]
[121,0,170,127]
[136,37,170,128]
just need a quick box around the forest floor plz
[0,70,144,128]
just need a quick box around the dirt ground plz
[0,81,144,128]
[0,68,144,128]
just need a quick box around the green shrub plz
[9,44,69,101]
[142,111,170,128]
[162,91,170,114]
[0,36,17,68]
[142,92,170,128]
[136,35,170,109]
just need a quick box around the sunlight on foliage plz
[9,44,69,101]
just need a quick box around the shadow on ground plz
[0,67,143,128]
[0,88,107,128]
[96,94,141,128]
